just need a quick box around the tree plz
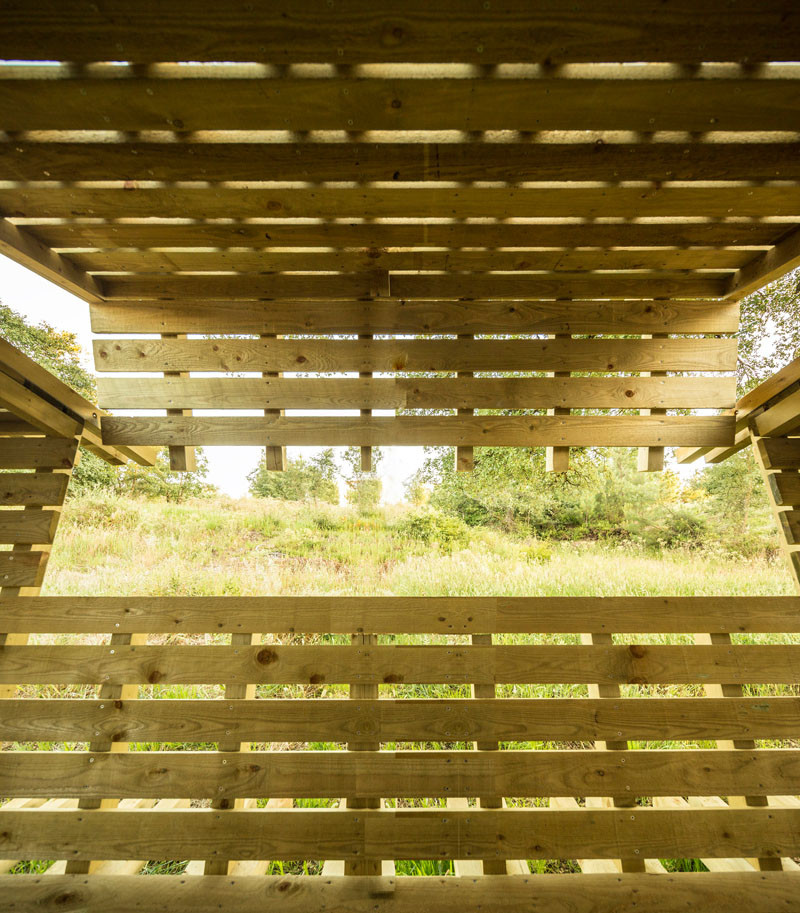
[248,448,339,503]
[342,446,383,513]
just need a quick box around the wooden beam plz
[726,226,800,300]
[99,415,735,450]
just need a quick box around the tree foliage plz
[248,448,339,503]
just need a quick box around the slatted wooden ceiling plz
[2,1,800,473]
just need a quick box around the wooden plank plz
[96,376,737,413]
[4,871,800,913]
[89,299,741,337]
[2,749,798,801]
[93,337,738,375]
[757,438,800,471]
[727,226,800,300]
[0,509,59,545]
[3,0,799,63]
[0,473,69,507]
[3,75,800,132]
[7,140,800,185]
[3,595,799,634]
[69,247,749,274]
[768,473,800,507]
[0,438,78,470]
[2,696,797,745]
[99,414,736,449]
[780,511,800,546]
[1,643,798,686]
[0,373,82,439]
[755,390,800,438]
[5,186,799,225]
[39,220,783,251]
[0,551,45,589]
[2,807,800,861]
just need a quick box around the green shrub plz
[521,541,553,563]
[394,510,469,552]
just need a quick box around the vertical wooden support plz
[456,334,474,472]
[546,333,570,473]
[162,333,197,472]
[345,632,382,875]
[204,631,264,876]
[580,632,646,874]
[471,632,506,874]
[360,334,373,473]
[637,332,667,472]
[262,333,285,472]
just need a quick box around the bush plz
[632,508,707,550]
[394,510,469,552]
[248,449,338,504]
[521,541,553,563]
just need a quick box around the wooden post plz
[162,333,197,472]
[637,332,667,472]
[360,334,373,473]
[263,332,285,472]
[546,333,570,472]
[456,334,474,472]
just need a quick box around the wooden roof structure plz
[2,4,800,911]
[2,1,800,473]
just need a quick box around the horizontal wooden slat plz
[96,376,736,412]
[757,438,800,471]
[4,872,800,913]
[2,595,796,635]
[71,247,750,274]
[0,551,45,588]
[755,390,800,438]
[0,372,82,439]
[3,0,798,63]
[0,472,69,507]
[94,337,738,374]
[89,299,741,337]
[1,643,796,685]
[1,807,799,861]
[5,186,800,224]
[2,697,797,745]
[3,75,800,132]
[780,511,800,546]
[100,415,736,449]
[3,748,798,800]
[33,220,785,251]
[98,271,728,300]
[6,140,800,185]
[768,473,800,507]
[0,437,77,469]
[0,509,59,545]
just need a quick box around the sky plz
[0,253,425,500]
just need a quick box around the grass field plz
[6,493,798,877]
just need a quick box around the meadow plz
[7,493,798,877]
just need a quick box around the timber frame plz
[2,2,800,910]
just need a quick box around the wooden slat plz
[757,438,800,471]
[89,299,741,337]
[2,749,798,800]
[99,414,735,449]
[0,438,78,470]
[2,696,797,745]
[96,376,736,412]
[0,472,69,507]
[3,0,799,63]
[0,509,59,545]
[755,390,800,438]
[7,140,800,185]
[4,871,800,913]
[1,807,799,861]
[37,220,784,251]
[93,337,738,374]
[0,551,46,589]
[780,511,800,546]
[3,75,800,132]
[2,595,798,634]
[4,186,799,224]
[768,473,800,507]
[727,226,800,300]
[0,372,82,439]
[1,643,797,686]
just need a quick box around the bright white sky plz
[0,253,425,500]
